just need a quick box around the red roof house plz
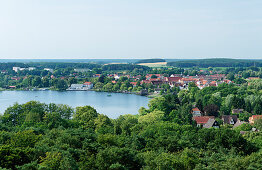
[249,115,262,124]
[193,116,215,126]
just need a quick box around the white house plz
[13,67,21,72]
[28,67,36,71]
[44,68,54,73]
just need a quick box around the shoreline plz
[0,88,157,97]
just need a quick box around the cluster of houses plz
[191,107,262,130]
[92,73,233,90]
[86,73,259,92]
[6,68,261,92]
[139,74,233,90]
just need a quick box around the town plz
[0,59,262,169]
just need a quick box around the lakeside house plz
[67,82,93,91]
[8,86,16,89]
[83,82,93,89]
[130,82,138,87]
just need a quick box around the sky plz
[0,0,262,59]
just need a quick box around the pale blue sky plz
[0,0,261,59]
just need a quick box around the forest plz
[135,59,166,64]
[1,79,262,169]
[167,58,262,68]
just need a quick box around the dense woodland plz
[1,79,262,169]
[167,58,262,68]
[135,59,166,64]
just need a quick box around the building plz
[114,74,120,80]
[222,115,238,125]
[233,120,247,129]
[191,107,202,117]
[28,67,36,71]
[13,67,21,72]
[68,82,93,91]
[165,77,183,88]
[68,84,84,90]
[74,68,90,73]
[203,118,219,128]
[232,109,244,114]
[193,116,215,127]
[83,82,93,89]
[249,115,262,124]
[130,82,138,87]
[13,67,35,72]
[93,74,101,78]
[44,68,54,73]
[247,77,260,80]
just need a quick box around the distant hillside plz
[167,58,262,68]
[136,59,166,64]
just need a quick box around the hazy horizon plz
[1,0,262,59]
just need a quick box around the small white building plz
[114,74,120,80]
[74,68,90,73]
[13,67,35,72]
[28,67,36,71]
[44,68,54,73]
[68,84,84,90]
[13,67,21,72]
[67,82,93,91]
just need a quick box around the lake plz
[0,91,150,119]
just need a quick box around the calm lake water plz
[0,91,149,119]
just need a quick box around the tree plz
[151,75,158,79]
[39,152,62,169]
[95,114,113,133]
[73,106,98,128]
[120,84,128,91]
[138,110,165,124]
[32,76,42,87]
[42,77,50,87]
[95,147,140,170]
[227,73,235,81]
[254,119,262,131]
[68,77,77,85]
[1,103,25,126]
[95,82,104,89]
[204,104,219,117]
[103,83,113,92]
[196,99,203,112]
[55,79,68,90]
